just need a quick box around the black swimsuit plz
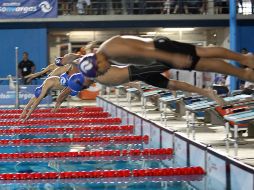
[128,63,170,88]
[153,36,200,71]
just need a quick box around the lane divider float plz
[0,118,122,126]
[0,125,133,135]
[0,112,109,119]
[0,148,173,159]
[0,167,205,180]
[0,135,149,145]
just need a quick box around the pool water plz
[0,123,204,190]
[0,181,194,190]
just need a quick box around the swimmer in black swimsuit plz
[56,63,225,107]
[59,35,254,84]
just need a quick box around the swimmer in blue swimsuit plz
[19,73,79,121]
[52,73,86,112]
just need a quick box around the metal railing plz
[58,0,254,16]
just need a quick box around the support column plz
[229,0,238,91]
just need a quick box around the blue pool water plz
[0,124,205,190]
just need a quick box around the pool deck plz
[66,94,254,168]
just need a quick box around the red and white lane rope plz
[0,118,122,126]
[0,148,173,159]
[0,125,133,135]
[0,167,205,180]
[0,107,103,114]
[0,135,149,145]
[0,112,109,119]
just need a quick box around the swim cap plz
[55,57,63,66]
[68,73,86,92]
[60,72,69,87]
[34,86,42,98]
[78,53,97,79]
[70,90,78,96]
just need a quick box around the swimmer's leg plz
[194,58,254,82]
[196,46,254,68]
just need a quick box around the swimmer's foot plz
[244,68,254,83]
[241,53,254,69]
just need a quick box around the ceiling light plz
[146,32,156,35]
[162,28,195,32]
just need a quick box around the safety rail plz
[58,0,253,16]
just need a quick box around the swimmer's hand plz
[207,88,227,106]
[51,108,58,113]
[24,74,34,79]
[19,112,27,120]
[23,115,31,122]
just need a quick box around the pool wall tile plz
[189,144,206,168]
[128,113,135,125]
[161,131,173,148]
[116,107,122,119]
[142,121,151,148]
[134,116,142,136]
[174,136,187,167]
[150,124,160,148]
[121,109,128,125]
[230,164,254,190]
[206,153,227,190]
[111,104,117,118]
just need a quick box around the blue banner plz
[0,85,52,105]
[0,0,57,19]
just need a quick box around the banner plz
[0,85,52,105]
[0,0,57,19]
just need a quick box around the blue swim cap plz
[55,57,64,66]
[60,72,69,87]
[68,73,86,92]
[34,86,42,98]
[70,90,78,96]
[78,53,97,79]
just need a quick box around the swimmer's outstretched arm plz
[24,88,49,121]
[166,79,225,106]
[61,53,82,66]
[24,64,56,82]
[52,88,72,113]
[49,64,71,76]
[19,97,36,120]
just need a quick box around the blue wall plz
[0,28,47,77]
[238,26,254,53]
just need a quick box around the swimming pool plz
[0,102,252,190]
